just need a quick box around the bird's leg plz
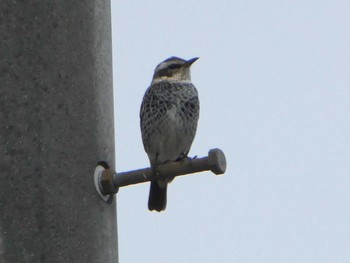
[176,152,197,162]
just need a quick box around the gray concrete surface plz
[0,1,118,262]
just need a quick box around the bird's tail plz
[148,181,167,212]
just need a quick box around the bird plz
[140,56,200,212]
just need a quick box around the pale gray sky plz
[111,1,350,262]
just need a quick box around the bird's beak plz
[184,57,199,67]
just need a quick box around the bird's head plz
[152,56,199,83]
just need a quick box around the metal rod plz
[99,148,226,195]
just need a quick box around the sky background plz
[111,1,350,262]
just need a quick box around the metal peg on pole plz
[94,148,226,201]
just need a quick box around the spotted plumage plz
[140,57,200,211]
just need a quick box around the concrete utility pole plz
[0,1,118,262]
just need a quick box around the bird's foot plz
[177,154,197,162]
[176,152,193,162]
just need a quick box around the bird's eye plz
[168,64,181,70]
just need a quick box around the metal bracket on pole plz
[94,161,115,203]
[93,148,227,202]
